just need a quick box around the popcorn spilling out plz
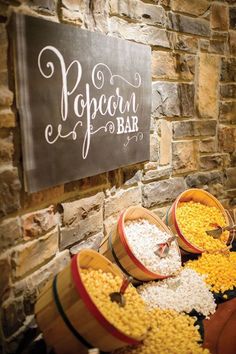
[137,268,216,317]
[124,219,181,276]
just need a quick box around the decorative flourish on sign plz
[90,121,115,135]
[92,63,141,89]
[124,132,144,147]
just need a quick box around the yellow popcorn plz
[186,252,236,293]
[80,268,149,339]
[115,308,209,354]
[176,201,229,252]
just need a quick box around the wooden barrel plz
[35,249,143,354]
[99,206,180,282]
[165,188,230,254]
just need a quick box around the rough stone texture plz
[199,154,225,170]
[173,120,217,139]
[219,101,236,124]
[70,232,103,255]
[221,58,236,82]
[1,297,25,338]
[22,185,64,210]
[108,17,171,47]
[225,167,236,189]
[0,86,13,107]
[197,53,220,118]
[0,167,21,217]
[229,30,236,55]
[159,119,172,165]
[105,186,142,218]
[142,178,187,208]
[168,12,211,36]
[29,0,56,15]
[142,167,172,183]
[171,0,210,16]
[150,133,159,162]
[0,108,16,128]
[0,256,10,301]
[59,193,104,250]
[199,138,217,153]
[152,51,195,81]
[152,82,194,118]
[173,33,198,53]
[12,228,59,279]
[172,141,198,173]
[186,171,224,188]
[0,135,13,164]
[65,173,108,194]
[122,165,143,186]
[209,38,226,54]
[229,7,236,30]
[110,0,166,26]
[21,207,60,239]
[0,217,22,251]
[218,125,236,152]
[152,205,170,220]
[220,84,236,99]
[211,3,229,31]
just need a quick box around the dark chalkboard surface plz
[11,13,151,193]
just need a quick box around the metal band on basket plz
[108,233,140,282]
[52,275,93,349]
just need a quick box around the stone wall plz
[0,0,235,353]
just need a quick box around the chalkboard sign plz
[11,13,151,193]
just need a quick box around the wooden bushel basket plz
[99,205,180,282]
[35,249,142,354]
[165,188,231,254]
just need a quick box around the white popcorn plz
[124,218,181,276]
[137,268,216,317]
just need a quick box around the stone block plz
[152,82,194,118]
[152,51,195,81]
[29,0,56,15]
[225,167,236,189]
[122,165,143,187]
[173,120,217,139]
[199,138,217,153]
[0,108,16,128]
[105,186,142,218]
[209,39,226,54]
[61,192,104,226]
[12,228,59,279]
[218,125,236,152]
[22,185,64,210]
[142,177,187,208]
[197,53,220,118]
[0,256,10,301]
[167,12,210,37]
[0,135,13,164]
[0,167,21,218]
[1,298,25,338]
[0,217,22,251]
[172,141,198,173]
[219,101,236,124]
[0,86,13,107]
[21,207,60,239]
[229,7,236,29]
[199,154,225,170]
[171,0,210,16]
[173,33,198,53]
[142,167,172,183]
[108,17,171,47]
[220,84,236,99]
[221,58,236,82]
[229,30,236,55]
[159,119,171,166]
[70,232,104,255]
[61,6,83,25]
[110,0,166,26]
[211,3,229,30]
[150,133,159,162]
[186,171,224,188]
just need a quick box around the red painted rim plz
[71,254,140,345]
[172,199,203,254]
[117,210,168,279]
